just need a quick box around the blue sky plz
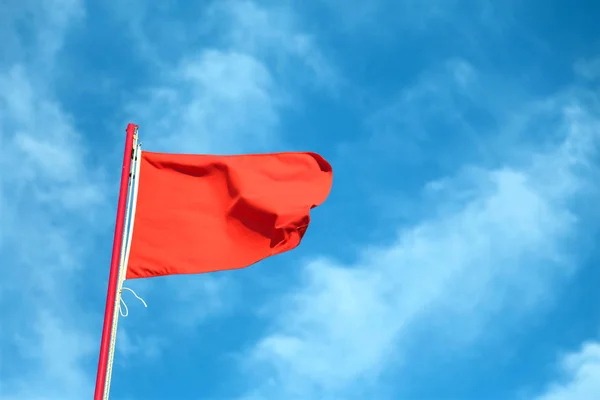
[1,0,600,399]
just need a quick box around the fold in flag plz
[126,151,333,279]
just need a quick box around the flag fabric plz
[126,150,333,279]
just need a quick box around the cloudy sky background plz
[1,0,600,399]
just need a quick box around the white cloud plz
[2,313,96,400]
[122,0,338,154]
[361,59,490,165]
[130,49,281,154]
[207,0,340,89]
[237,64,600,399]
[166,273,237,329]
[574,57,600,81]
[0,2,105,399]
[116,328,165,361]
[0,0,83,65]
[0,67,106,213]
[318,0,505,34]
[0,70,103,398]
[534,341,600,400]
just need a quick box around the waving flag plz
[127,150,332,279]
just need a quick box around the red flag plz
[126,151,332,279]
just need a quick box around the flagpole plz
[94,123,137,400]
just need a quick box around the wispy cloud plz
[207,0,340,90]
[116,328,165,361]
[129,48,282,154]
[0,2,105,397]
[318,0,515,37]
[534,340,600,400]
[121,0,337,154]
[574,56,600,81]
[0,0,84,66]
[236,61,600,399]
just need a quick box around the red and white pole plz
[93,123,137,400]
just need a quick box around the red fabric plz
[126,151,332,279]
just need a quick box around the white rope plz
[119,287,148,317]
[103,140,143,400]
